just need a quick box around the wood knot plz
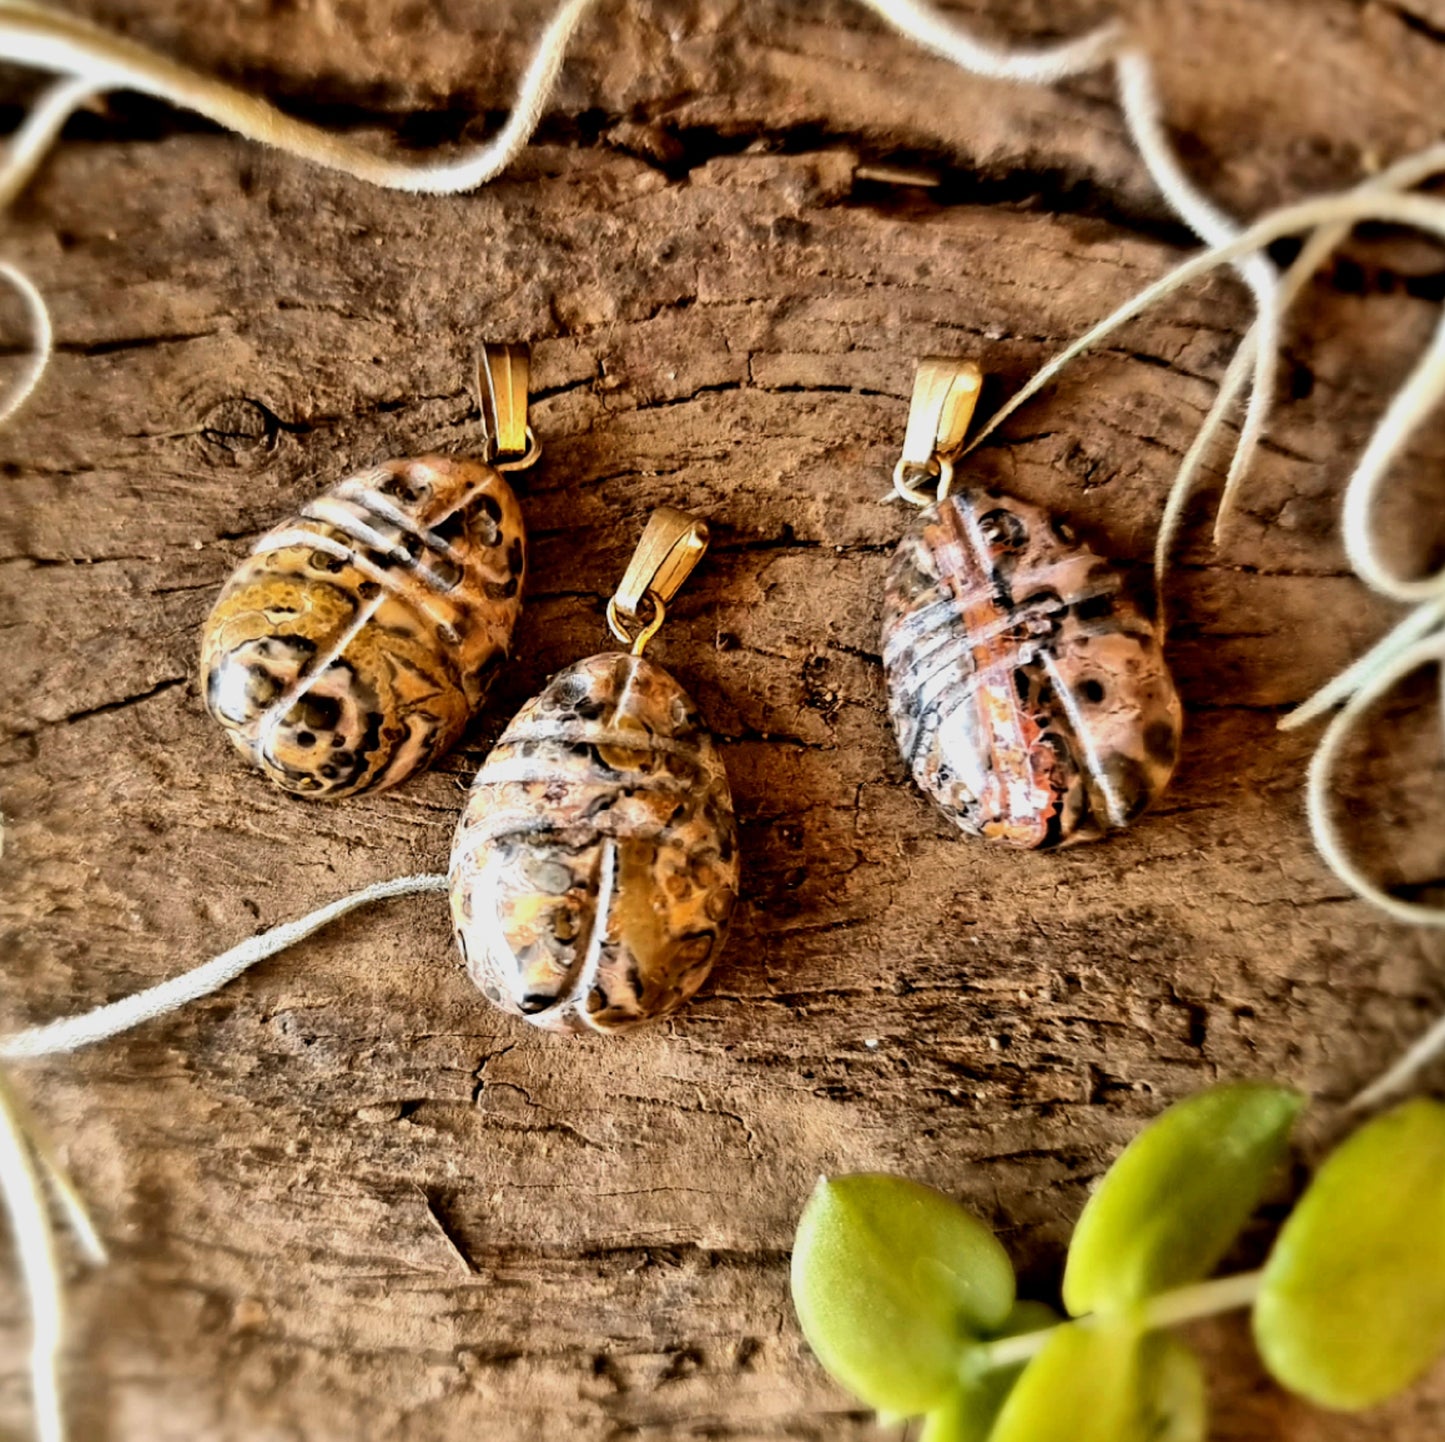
[195,397,280,464]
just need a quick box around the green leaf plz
[918,1382,1006,1442]
[790,1174,1015,1415]
[986,1319,1147,1442]
[1064,1082,1304,1316]
[920,1301,1061,1442]
[1255,1097,1445,1410]
[1137,1333,1207,1442]
[985,1323,1205,1442]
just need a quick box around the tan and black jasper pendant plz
[880,359,1183,848]
[450,509,740,1034]
[200,346,536,799]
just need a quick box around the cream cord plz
[0,0,597,195]
[0,259,54,430]
[5,0,1445,1433]
[0,1070,66,1442]
[0,0,598,426]
[0,873,448,1060]
[0,871,446,1442]
[0,73,90,424]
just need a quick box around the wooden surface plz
[2,1,1445,1437]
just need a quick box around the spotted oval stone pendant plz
[881,489,1182,848]
[449,651,739,1033]
[201,455,525,799]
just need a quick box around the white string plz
[1,873,447,1060]
[0,70,90,430]
[0,1071,65,1442]
[858,0,1445,1104]
[0,0,1438,626]
[0,0,598,195]
[1282,599,1445,733]
[963,183,1445,632]
[1333,627,1445,1110]
[860,3,1280,526]
[0,1079,107,1267]
[972,190,1445,441]
[1109,48,1279,544]
[0,73,99,211]
[1151,336,1257,625]
[849,0,1121,82]
[0,0,600,433]
[909,93,1445,1095]
[0,871,446,1441]
[1341,310,1445,604]
[0,260,54,430]
[956,184,1445,898]
[1205,140,1445,571]
[1298,633,1445,931]
[1351,999,1445,1113]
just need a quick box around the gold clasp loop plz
[475,342,536,467]
[892,357,981,505]
[607,507,710,655]
[606,593,666,656]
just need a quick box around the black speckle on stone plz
[1145,719,1179,766]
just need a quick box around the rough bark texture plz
[2,1,1445,1437]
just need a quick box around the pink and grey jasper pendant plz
[881,488,1182,849]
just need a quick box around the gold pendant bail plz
[476,342,536,467]
[607,507,710,655]
[894,357,982,504]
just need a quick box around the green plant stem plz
[1141,1269,1264,1329]
[973,1270,1266,1372]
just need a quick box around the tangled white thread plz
[5,0,1445,1436]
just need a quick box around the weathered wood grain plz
[2,2,1445,1438]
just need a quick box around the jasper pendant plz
[450,509,740,1033]
[200,345,536,800]
[880,359,1182,848]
